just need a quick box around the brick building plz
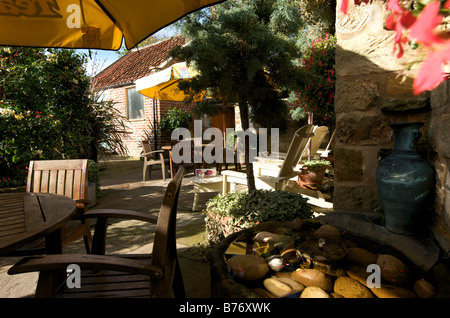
[92,35,199,157]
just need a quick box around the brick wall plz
[107,85,197,157]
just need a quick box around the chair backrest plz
[141,140,153,158]
[151,166,185,297]
[26,159,88,201]
[277,124,315,179]
[302,126,329,160]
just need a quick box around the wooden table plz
[0,192,76,256]
[188,176,223,211]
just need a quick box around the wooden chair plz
[222,124,333,208]
[142,140,167,181]
[26,159,92,254]
[9,167,186,298]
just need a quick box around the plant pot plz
[375,122,434,236]
[297,166,327,190]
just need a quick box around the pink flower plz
[385,0,416,58]
[340,0,349,14]
[413,41,450,94]
[408,1,450,94]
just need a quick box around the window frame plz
[126,86,145,121]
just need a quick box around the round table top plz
[0,192,76,255]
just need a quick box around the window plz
[127,87,144,120]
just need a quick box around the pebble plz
[413,279,435,298]
[314,224,342,237]
[253,231,292,246]
[263,277,304,297]
[370,283,417,298]
[333,276,374,298]
[227,255,270,280]
[291,268,332,291]
[266,255,285,272]
[376,254,410,285]
[346,247,378,267]
[300,286,330,298]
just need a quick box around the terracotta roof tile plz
[93,35,185,89]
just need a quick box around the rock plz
[346,265,371,286]
[334,276,374,298]
[263,278,293,297]
[370,284,417,298]
[263,277,304,297]
[413,279,435,298]
[253,231,292,246]
[377,254,410,285]
[291,218,304,231]
[300,286,330,298]
[266,255,285,272]
[227,255,270,280]
[276,277,305,293]
[291,268,333,291]
[346,247,378,267]
[314,224,342,237]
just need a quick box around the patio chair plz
[222,124,333,208]
[9,167,186,298]
[142,139,168,181]
[25,159,92,254]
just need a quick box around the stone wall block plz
[335,114,392,145]
[333,185,380,213]
[335,79,379,113]
[334,149,364,181]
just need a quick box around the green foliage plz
[298,0,336,43]
[0,47,127,188]
[159,107,193,134]
[204,189,313,245]
[172,0,305,121]
[303,159,331,172]
[290,34,336,125]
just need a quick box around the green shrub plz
[204,189,313,246]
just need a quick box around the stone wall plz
[334,0,450,255]
[334,0,431,213]
[430,81,450,255]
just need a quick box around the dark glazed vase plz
[376,122,434,235]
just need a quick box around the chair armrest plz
[84,209,158,224]
[75,198,91,205]
[8,254,163,278]
[143,149,165,156]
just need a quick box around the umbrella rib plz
[94,0,117,24]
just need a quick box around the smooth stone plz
[291,218,304,231]
[334,276,374,298]
[346,247,378,267]
[227,255,270,280]
[370,284,418,298]
[275,277,305,292]
[377,254,410,285]
[266,255,285,272]
[300,286,330,298]
[253,231,292,245]
[263,278,293,297]
[314,224,342,237]
[413,279,435,298]
[291,268,333,291]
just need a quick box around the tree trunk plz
[238,100,255,192]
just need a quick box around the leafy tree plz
[171,0,305,191]
[0,47,127,187]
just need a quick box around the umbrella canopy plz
[135,61,204,101]
[0,0,223,50]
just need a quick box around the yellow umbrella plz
[135,62,204,101]
[0,0,224,50]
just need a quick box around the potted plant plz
[297,159,331,190]
[160,107,193,137]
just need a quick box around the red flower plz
[413,41,450,94]
[340,0,349,14]
[408,1,450,94]
[385,0,416,58]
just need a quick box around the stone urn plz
[375,122,434,235]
